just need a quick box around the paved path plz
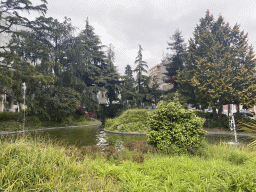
[0,123,102,136]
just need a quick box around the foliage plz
[105,108,150,132]
[0,0,47,35]
[134,44,148,94]
[0,111,23,121]
[1,137,256,191]
[124,141,156,153]
[76,106,96,118]
[76,106,86,115]
[97,103,122,122]
[164,30,186,92]
[120,64,135,107]
[1,13,119,116]
[195,111,229,129]
[0,112,100,132]
[177,10,256,111]
[234,114,256,147]
[164,91,188,109]
[80,86,99,114]
[86,111,97,118]
[29,86,80,122]
[0,137,120,191]
[148,75,162,105]
[101,63,121,104]
[125,64,133,78]
[148,99,206,153]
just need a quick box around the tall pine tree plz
[165,30,186,92]
[134,44,148,93]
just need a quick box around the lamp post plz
[22,82,26,133]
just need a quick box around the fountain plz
[228,115,238,144]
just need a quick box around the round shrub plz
[147,99,206,153]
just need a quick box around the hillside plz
[105,109,150,133]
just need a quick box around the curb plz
[0,123,102,136]
[104,129,256,137]
[207,132,256,137]
[104,129,146,135]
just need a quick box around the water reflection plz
[207,134,254,145]
[28,126,148,148]
[1,126,254,147]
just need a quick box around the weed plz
[79,145,103,159]
[104,146,116,159]
[124,140,156,153]
[132,152,145,163]
[227,150,249,165]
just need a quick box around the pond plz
[1,125,255,148]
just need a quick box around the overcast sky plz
[38,0,256,74]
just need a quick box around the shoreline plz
[104,129,256,137]
[0,122,102,136]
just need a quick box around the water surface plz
[2,126,254,147]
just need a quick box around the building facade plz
[149,59,173,91]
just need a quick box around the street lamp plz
[22,82,26,133]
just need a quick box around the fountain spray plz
[229,115,237,143]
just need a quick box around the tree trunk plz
[236,104,240,114]
[218,106,223,116]
[213,108,217,116]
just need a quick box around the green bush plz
[227,150,248,165]
[147,99,206,153]
[0,111,23,121]
[195,111,229,129]
[26,116,41,128]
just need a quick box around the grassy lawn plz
[0,137,256,191]
[0,115,101,132]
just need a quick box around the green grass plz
[0,115,101,132]
[0,136,120,191]
[105,108,150,132]
[1,137,256,191]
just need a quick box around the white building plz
[149,59,173,91]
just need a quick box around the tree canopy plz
[164,30,186,92]
[177,10,256,111]
[134,44,148,94]
[0,0,47,36]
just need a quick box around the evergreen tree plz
[120,64,135,106]
[103,63,120,105]
[149,75,162,105]
[106,44,115,64]
[165,30,186,92]
[125,64,133,78]
[74,18,107,87]
[134,44,148,93]
[0,0,47,36]
[177,10,256,113]
[0,0,48,93]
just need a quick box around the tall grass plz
[0,137,256,191]
[0,136,120,191]
[105,109,150,132]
